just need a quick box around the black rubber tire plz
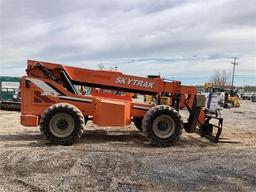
[142,105,183,147]
[40,103,85,145]
[133,118,143,131]
[0,102,20,111]
[16,104,21,111]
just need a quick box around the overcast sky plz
[0,0,255,85]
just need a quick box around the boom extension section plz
[21,60,223,145]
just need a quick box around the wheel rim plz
[49,113,75,138]
[153,115,175,139]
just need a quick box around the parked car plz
[241,92,254,100]
[240,93,247,100]
[251,94,256,102]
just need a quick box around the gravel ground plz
[0,100,255,192]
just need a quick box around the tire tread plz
[39,103,85,145]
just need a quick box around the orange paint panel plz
[93,98,131,126]
[131,108,147,117]
[63,65,165,93]
[20,114,39,126]
[21,76,96,117]
[131,102,154,118]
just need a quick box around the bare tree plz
[211,70,230,88]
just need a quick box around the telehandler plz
[20,60,223,146]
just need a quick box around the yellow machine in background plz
[203,82,214,92]
[144,95,155,104]
[203,82,240,108]
[228,90,240,107]
[144,95,171,105]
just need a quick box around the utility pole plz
[231,57,238,88]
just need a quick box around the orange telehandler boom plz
[20,60,223,146]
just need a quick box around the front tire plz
[142,105,183,147]
[40,103,85,145]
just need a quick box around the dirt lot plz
[0,100,255,192]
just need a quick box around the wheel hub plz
[56,118,69,130]
[157,121,168,131]
[49,113,75,138]
[153,115,175,139]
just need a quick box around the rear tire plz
[40,103,85,145]
[142,105,183,147]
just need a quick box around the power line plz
[231,57,238,88]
